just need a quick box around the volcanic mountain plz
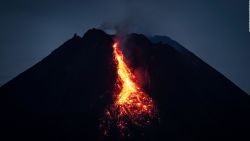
[0,29,249,141]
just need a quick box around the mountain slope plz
[149,35,250,141]
[0,29,249,141]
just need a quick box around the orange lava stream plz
[111,40,155,131]
[100,39,157,136]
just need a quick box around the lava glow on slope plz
[100,39,157,136]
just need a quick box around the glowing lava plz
[100,39,157,136]
[112,42,154,115]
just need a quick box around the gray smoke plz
[98,0,156,36]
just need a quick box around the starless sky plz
[0,0,249,94]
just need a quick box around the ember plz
[100,39,157,136]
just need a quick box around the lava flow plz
[100,39,157,136]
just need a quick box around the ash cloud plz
[98,0,156,36]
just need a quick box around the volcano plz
[0,29,249,141]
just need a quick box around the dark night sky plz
[0,0,249,94]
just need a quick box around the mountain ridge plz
[0,28,249,141]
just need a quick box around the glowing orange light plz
[100,39,157,136]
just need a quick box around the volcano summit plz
[0,29,249,141]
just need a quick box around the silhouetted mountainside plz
[0,28,249,141]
